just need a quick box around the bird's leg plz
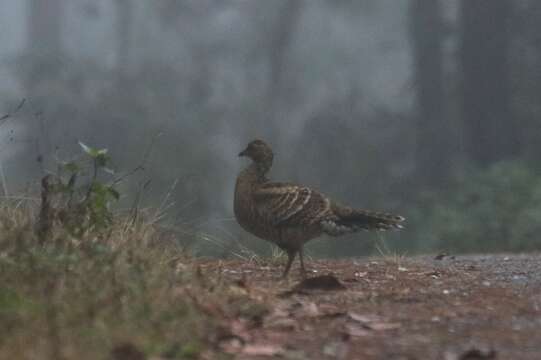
[299,246,307,279]
[281,250,297,279]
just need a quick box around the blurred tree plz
[512,1,541,162]
[114,0,135,74]
[263,0,303,142]
[459,0,520,166]
[26,0,66,88]
[22,0,68,170]
[409,0,450,186]
[28,0,64,56]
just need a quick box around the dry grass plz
[0,201,255,360]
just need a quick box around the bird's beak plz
[238,148,248,157]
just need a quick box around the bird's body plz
[234,168,325,251]
[234,139,404,277]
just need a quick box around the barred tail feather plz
[321,206,405,236]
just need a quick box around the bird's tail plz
[321,205,405,236]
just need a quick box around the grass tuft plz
[0,202,249,359]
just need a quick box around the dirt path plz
[199,254,541,359]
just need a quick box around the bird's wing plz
[253,182,331,226]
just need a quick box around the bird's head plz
[239,139,274,167]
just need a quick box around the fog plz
[1,0,540,256]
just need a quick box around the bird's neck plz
[242,161,271,183]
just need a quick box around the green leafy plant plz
[37,142,120,239]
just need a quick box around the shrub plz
[410,161,541,253]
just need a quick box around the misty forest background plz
[1,0,541,257]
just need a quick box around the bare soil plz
[197,254,541,360]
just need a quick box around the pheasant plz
[234,139,404,278]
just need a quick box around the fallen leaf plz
[265,317,299,331]
[444,346,497,360]
[425,270,442,279]
[219,337,243,354]
[111,342,145,360]
[293,275,346,291]
[435,253,456,260]
[434,253,448,260]
[368,322,401,331]
[348,312,380,323]
[282,350,309,360]
[344,323,371,337]
[347,312,401,331]
[318,303,345,317]
[323,340,349,359]
[242,344,285,356]
[230,319,253,342]
[300,301,320,317]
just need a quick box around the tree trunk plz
[28,0,64,56]
[459,0,519,166]
[114,0,135,74]
[409,0,449,185]
[26,0,65,88]
[265,0,303,142]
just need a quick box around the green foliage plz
[410,161,541,253]
[41,142,120,237]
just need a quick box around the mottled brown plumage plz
[234,139,404,277]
